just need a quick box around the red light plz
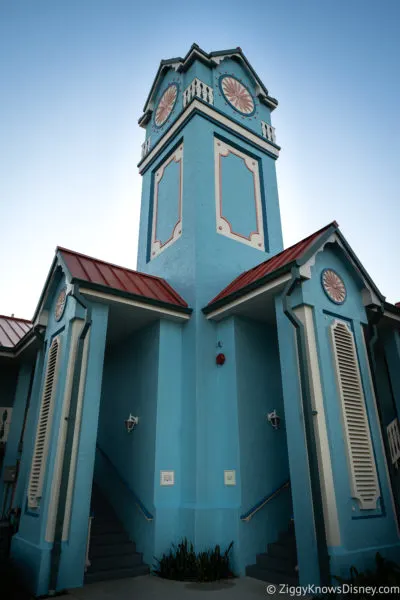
[216,353,226,366]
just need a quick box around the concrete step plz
[256,553,296,572]
[90,541,137,558]
[90,531,130,546]
[278,530,296,544]
[246,564,299,585]
[84,564,150,584]
[267,541,297,560]
[89,551,144,572]
[91,520,125,534]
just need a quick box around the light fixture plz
[267,410,281,430]
[124,414,139,433]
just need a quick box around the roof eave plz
[203,262,295,315]
[73,278,192,315]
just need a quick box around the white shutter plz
[330,320,380,510]
[28,337,61,508]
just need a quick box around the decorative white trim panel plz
[0,407,13,443]
[330,320,380,510]
[62,328,91,540]
[387,418,400,468]
[28,337,61,509]
[183,78,214,107]
[214,138,264,250]
[295,306,340,546]
[261,121,276,144]
[151,144,183,259]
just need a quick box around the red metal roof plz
[57,247,188,308]
[207,221,338,308]
[0,315,32,349]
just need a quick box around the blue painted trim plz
[240,479,290,521]
[218,74,256,117]
[321,268,347,305]
[153,83,179,130]
[96,443,154,521]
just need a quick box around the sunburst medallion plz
[322,269,346,304]
[220,76,255,115]
[155,84,178,127]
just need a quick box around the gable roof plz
[0,315,32,349]
[204,220,384,314]
[140,43,278,125]
[57,247,189,310]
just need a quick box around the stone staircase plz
[246,522,299,585]
[85,485,149,584]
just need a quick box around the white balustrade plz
[261,121,276,144]
[141,137,151,158]
[183,78,214,108]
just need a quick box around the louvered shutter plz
[28,337,61,508]
[330,321,380,510]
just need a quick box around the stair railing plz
[95,443,154,522]
[240,479,290,522]
[84,512,94,572]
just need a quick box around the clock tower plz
[136,44,283,307]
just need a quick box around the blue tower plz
[135,44,287,569]
[136,43,283,304]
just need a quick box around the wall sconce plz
[267,410,281,430]
[124,414,139,433]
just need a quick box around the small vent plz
[28,337,61,508]
[331,321,380,510]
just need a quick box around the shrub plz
[153,538,235,582]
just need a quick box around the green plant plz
[153,538,235,582]
[330,552,400,599]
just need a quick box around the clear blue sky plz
[1,0,399,318]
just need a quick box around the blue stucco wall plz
[138,115,282,308]
[11,269,109,595]
[235,317,291,570]
[95,321,160,567]
[278,242,400,582]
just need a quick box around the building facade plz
[1,44,400,596]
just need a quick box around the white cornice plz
[138,99,279,174]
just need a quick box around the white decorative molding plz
[139,99,279,174]
[294,306,340,546]
[183,78,214,107]
[214,138,264,250]
[261,121,276,144]
[387,418,400,468]
[330,320,380,510]
[79,288,190,322]
[151,144,183,260]
[141,137,151,159]
[62,329,91,540]
[0,407,13,443]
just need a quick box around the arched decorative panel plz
[150,144,183,259]
[28,337,61,508]
[214,138,264,250]
[330,320,380,510]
